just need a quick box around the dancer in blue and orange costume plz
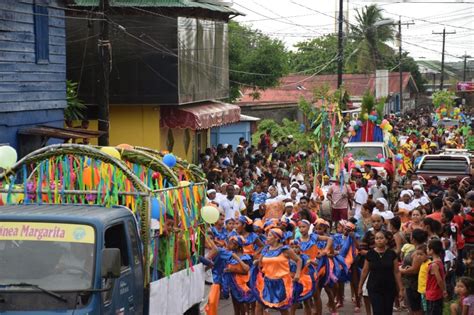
[251,228,302,315]
[313,219,338,315]
[205,235,253,315]
[332,221,346,310]
[210,212,228,247]
[235,215,264,257]
[334,220,360,312]
[223,235,256,315]
[293,219,331,315]
[289,247,317,315]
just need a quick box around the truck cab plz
[0,204,144,314]
[344,142,394,179]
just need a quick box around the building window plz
[166,129,174,152]
[34,1,49,64]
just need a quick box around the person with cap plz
[412,184,430,213]
[373,198,394,221]
[427,176,443,199]
[281,202,295,221]
[206,189,218,204]
[394,190,416,224]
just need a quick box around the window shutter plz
[34,2,49,64]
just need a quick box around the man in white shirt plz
[353,179,368,219]
[219,185,246,220]
[369,176,388,201]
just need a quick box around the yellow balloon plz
[100,146,121,159]
[201,205,219,224]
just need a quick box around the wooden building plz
[0,0,67,154]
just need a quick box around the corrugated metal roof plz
[71,0,242,14]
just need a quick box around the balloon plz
[163,154,177,168]
[116,143,133,150]
[201,205,219,224]
[83,166,100,188]
[354,124,359,131]
[0,146,17,169]
[179,181,190,187]
[379,158,386,163]
[343,137,349,143]
[376,153,383,159]
[151,197,163,219]
[363,113,369,120]
[351,131,356,136]
[100,146,121,159]
[387,125,393,132]
[348,126,354,132]
[349,120,356,126]
[381,119,389,125]
[357,120,363,126]
[347,153,353,159]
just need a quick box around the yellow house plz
[83,102,240,163]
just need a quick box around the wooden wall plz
[0,0,67,149]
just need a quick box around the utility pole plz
[98,0,111,146]
[396,18,414,112]
[432,72,436,94]
[337,0,344,88]
[432,28,456,91]
[462,53,471,82]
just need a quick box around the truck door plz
[102,222,140,315]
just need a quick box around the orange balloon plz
[116,143,133,150]
[83,166,100,188]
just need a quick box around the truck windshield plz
[345,146,384,162]
[0,222,95,291]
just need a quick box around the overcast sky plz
[233,0,474,64]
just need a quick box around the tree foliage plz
[252,118,314,152]
[289,35,358,74]
[229,21,289,101]
[350,4,394,72]
[64,80,86,122]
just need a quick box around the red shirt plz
[453,215,465,249]
[427,211,443,223]
[426,260,445,301]
[465,210,474,244]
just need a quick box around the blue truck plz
[0,204,202,314]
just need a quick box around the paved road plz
[203,283,409,315]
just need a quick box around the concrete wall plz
[108,105,161,150]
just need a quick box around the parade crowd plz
[200,111,474,315]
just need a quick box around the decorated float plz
[0,143,215,314]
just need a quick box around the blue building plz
[0,0,67,155]
[211,114,260,148]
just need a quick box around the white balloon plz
[0,146,17,169]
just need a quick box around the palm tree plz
[350,5,394,73]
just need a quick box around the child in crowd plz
[451,277,474,315]
[426,239,447,315]
[417,244,431,314]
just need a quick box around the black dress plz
[366,248,398,315]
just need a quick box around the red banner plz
[457,82,474,92]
